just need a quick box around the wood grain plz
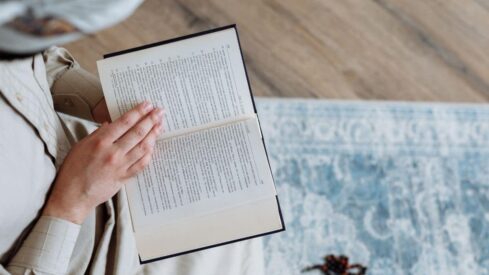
[64,0,489,102]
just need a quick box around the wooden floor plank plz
[64,0,489,102]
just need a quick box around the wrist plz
[42,193,90,225]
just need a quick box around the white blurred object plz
[0,1,26,25]
[0,0,144,54]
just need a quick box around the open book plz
[97,25,284,263]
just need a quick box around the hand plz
[92,98,111,123]
[43,102,164,224]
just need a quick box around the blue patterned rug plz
[256,98,489,275]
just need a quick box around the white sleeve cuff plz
[9,216,81,274]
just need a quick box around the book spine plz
[157,114,257,141]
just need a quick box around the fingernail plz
[143,101,152,112]
[156,123,163,135]
[156,109,164,117]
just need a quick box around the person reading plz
[0,1,264,274]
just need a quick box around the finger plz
[101,101,154,142]
[89,121,108,135]
[125,123,161,164]
[125,152,153,178]
[116,108,163,153]
[85,122,110,143]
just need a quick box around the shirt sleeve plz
[3,216,80,275]
[43,46,104,121]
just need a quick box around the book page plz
[97,27,255,133]
[125,118,276,231]
[135,197,283,261]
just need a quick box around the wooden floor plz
[65,0,489,102]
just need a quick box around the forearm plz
[1,101,162,275]
[3,216,80,275]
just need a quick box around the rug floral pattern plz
[256,99,489,275]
